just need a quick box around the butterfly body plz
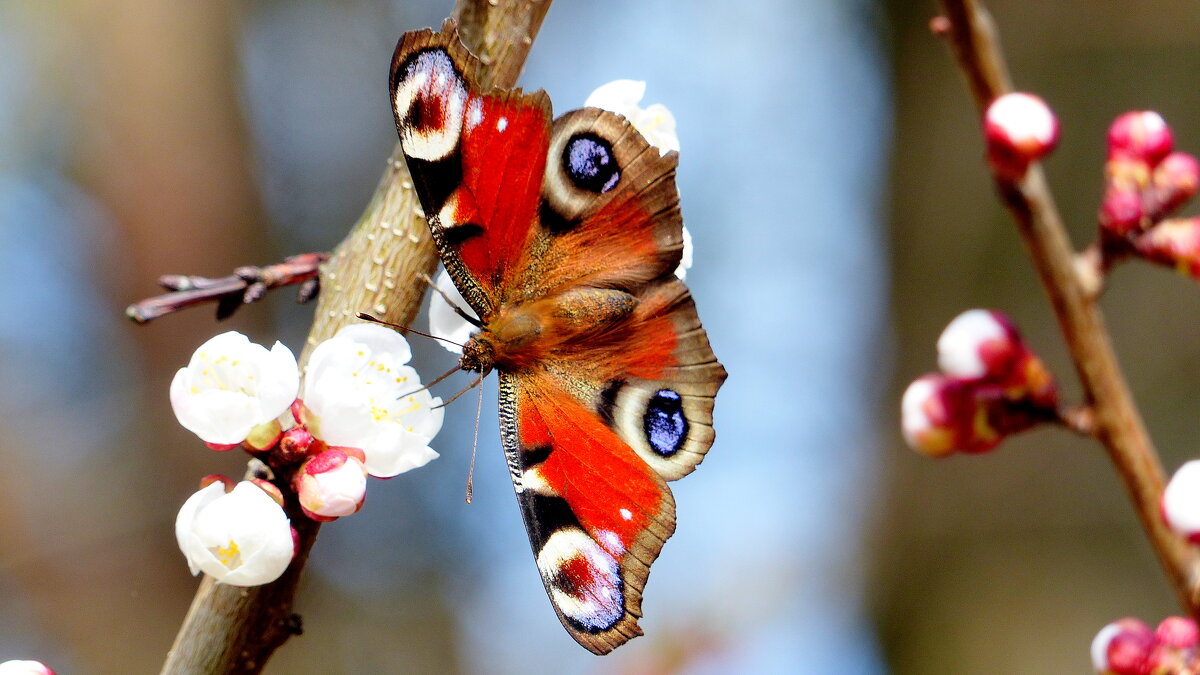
[390,21,726,654]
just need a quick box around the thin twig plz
[158,1,553,673]
[126,253,327,324]
[936,0,1200,617]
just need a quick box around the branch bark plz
[936,0,1200,618]
[159,1,552,672]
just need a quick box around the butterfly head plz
[458,332,495,374]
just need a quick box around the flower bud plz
[984,92,1060,179]
[243,419,284,453]
[1134,218,1200,280]
[1108,111,1173,165]
[250,478,285,508]
[294,448,369,521]
[937,309,1021,381]
[1149,152,1200,219]
[198,474,235,492]
[1092,618,1154,674]
[1155,616,1199,649]
[901,375,998,457]
[1099,186,1147,237]
[0,661,55,675]
[1162,460,1200,542]
[275,427,321,465]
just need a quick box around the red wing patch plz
[501,372,675,654]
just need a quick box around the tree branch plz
[125,253,327,324]
[159,1,553,672]
[936,0,1200,618]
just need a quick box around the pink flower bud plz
[1155,616,1199,649]
[1099,186,1147,236]
[243,419,284,453]
[199,474,235,492]
[1093,618,1155,674]
[0,660,56,675]
[294,448,369,521]
[250,478,285,508]
[937,309,1021,381]
[901,375,998,457]
[1162,460,1200,542]
[275,427,321,465]
[1149,152,1200,219]
[935,309,1058,408]
[1133,218,1200,280]
[984,92,1060,179]
[1108,111,1173,165]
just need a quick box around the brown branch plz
[936,0,1200,618]
[158,1,553,672]
[125,253,327,324]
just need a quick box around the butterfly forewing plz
[390,21,726,654]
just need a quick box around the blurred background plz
[2,0,1199,672]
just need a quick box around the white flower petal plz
[1164,460,1200,537]
[362,427,441,478]
[0,661,55,675]
[937,309,1009,379]
[428,268,477,354]
[674,227,693,280]
[584,79,646,110]
[303,325,445,477]
[586,79,679,155]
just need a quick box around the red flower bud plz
[1108,111,1173,165]
[984,92,1060,180]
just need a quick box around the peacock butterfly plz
[388,21,726,654]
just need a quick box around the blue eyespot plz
[644,389,687,457]
[564,134,620,193]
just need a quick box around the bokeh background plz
[2,0,1199,672]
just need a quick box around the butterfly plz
[388,21,727,655]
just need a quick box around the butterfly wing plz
[390,23,726,654]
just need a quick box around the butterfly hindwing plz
[391,22,726,654]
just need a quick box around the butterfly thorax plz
[458,287,639,374]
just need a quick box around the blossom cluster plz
[1098,112,1200,278]
[902,309,1058,457]
[170,324,443,586]
[1092,616,1200,674]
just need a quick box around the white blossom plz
[427,268,478,355]
[302,324,443,478]
[169,332,299,445]
[175,481,295,587]
[1163,460,1200,539]
[585,79,680,155]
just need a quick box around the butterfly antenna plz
[465,376,484,504]
[397,363,462,398]
[420,272,483,327]
[433,372,485,409]
[356,312,465,348]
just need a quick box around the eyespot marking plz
[644,389,687,457]
[536,528,624,633]
[563,133,620,193]
[393,48,467,162]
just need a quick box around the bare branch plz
[937,0,1200,618]
[126,253,327,324]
